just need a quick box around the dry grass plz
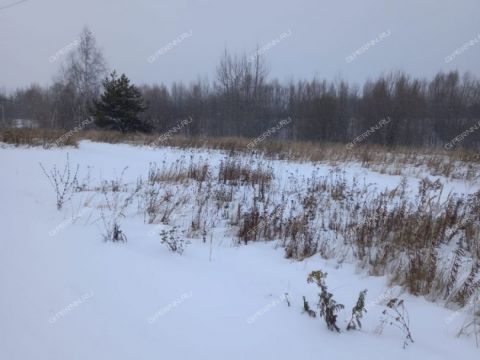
[0,128,78,147]
[2,128,480,181]
[36,141,478,329]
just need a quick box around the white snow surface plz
[0,141,478,360]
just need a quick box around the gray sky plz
[1,0,479,91]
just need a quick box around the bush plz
[307,270,345,332]
[378,298,414,348]
[39,153,79,210]
[347,289,367,330]
[160,227,190,254]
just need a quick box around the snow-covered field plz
[0,141,478,360]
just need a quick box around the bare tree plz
[215,49,269,136]
[59,27,107,125]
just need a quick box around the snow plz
[0,141,478,359]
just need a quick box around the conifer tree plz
[93,71,150,133]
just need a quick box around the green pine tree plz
[93,71,150,133]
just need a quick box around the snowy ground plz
[0,141,478,360]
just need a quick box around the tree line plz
[2,27,480,149]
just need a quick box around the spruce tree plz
[93,71,150,133]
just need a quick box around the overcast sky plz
[1,0,479,92]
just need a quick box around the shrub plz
[302,296,317,318]
[378,298,414,348]
[307,270,345,332]
[160,227,190,254]
[347,289,367,330]
[99,176,141,243]
[39,153,79,210]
